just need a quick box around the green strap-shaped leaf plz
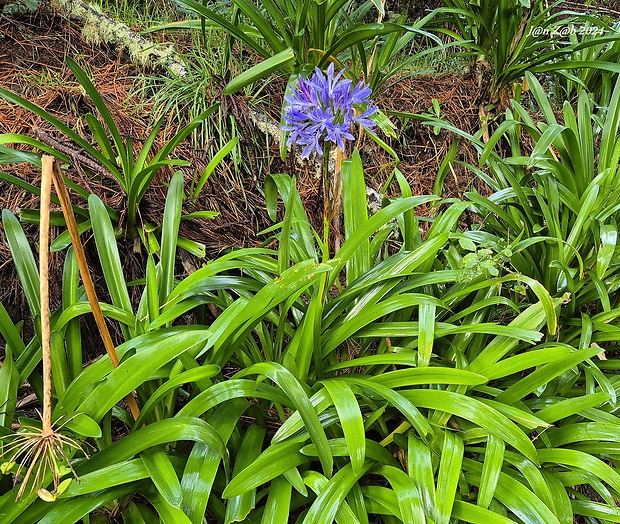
[77,417,229,477]
[401,389,538,464]
[435,431,464,524]
[182,399,250,523]
[261,475,292,524]
[470,299,560,373]
[223,48,296,95]
[37,483,142,524]
[343,149,370,284]
[304,470,365,524]
[477,435,505,509]
[72,330,209,422]
[302,461,374,524]
[373,465,426,524]
[321,380,366,475]
[143,487,194,524]
[464,458,560,524]
[134,365,219,427]
[0,345,18,430]
[2,210,39,318]
[141,447,183,508]
[236,362,332,475]
[89,194,135,340]
[225,424,266,524]
[159,171,184,308]
[222,439,309,499]
[494,346,601,405]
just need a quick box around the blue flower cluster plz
[282,64,378,158]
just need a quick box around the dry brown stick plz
[34,128,111,179]
[47,156,140,421]
[40,157,53,437]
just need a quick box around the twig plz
[34,128,111,180]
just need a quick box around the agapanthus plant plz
[282,63,378,158]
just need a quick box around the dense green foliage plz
[1,0,620,522]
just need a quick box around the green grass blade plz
[193,136,239,196]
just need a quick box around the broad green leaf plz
[77,417,229,476]
[463,458,560,524]
[418,303,436,367]
[38,484,139,524]
[373,465,426,524]
[261,475,292,524]
[182,399,250,523]
[2,210,39,317]
[159,171,184,308]
[452,500,517,523]
[134,365,220,427]
[538,448,620,494]
[401,389,537,464]
[0,345,18,430]
[494,346,601,405]
[89,194,134,340]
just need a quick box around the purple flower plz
[282,64,378,159]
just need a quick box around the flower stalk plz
[282,64,377,252]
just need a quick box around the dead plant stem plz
[47,157,140,421]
